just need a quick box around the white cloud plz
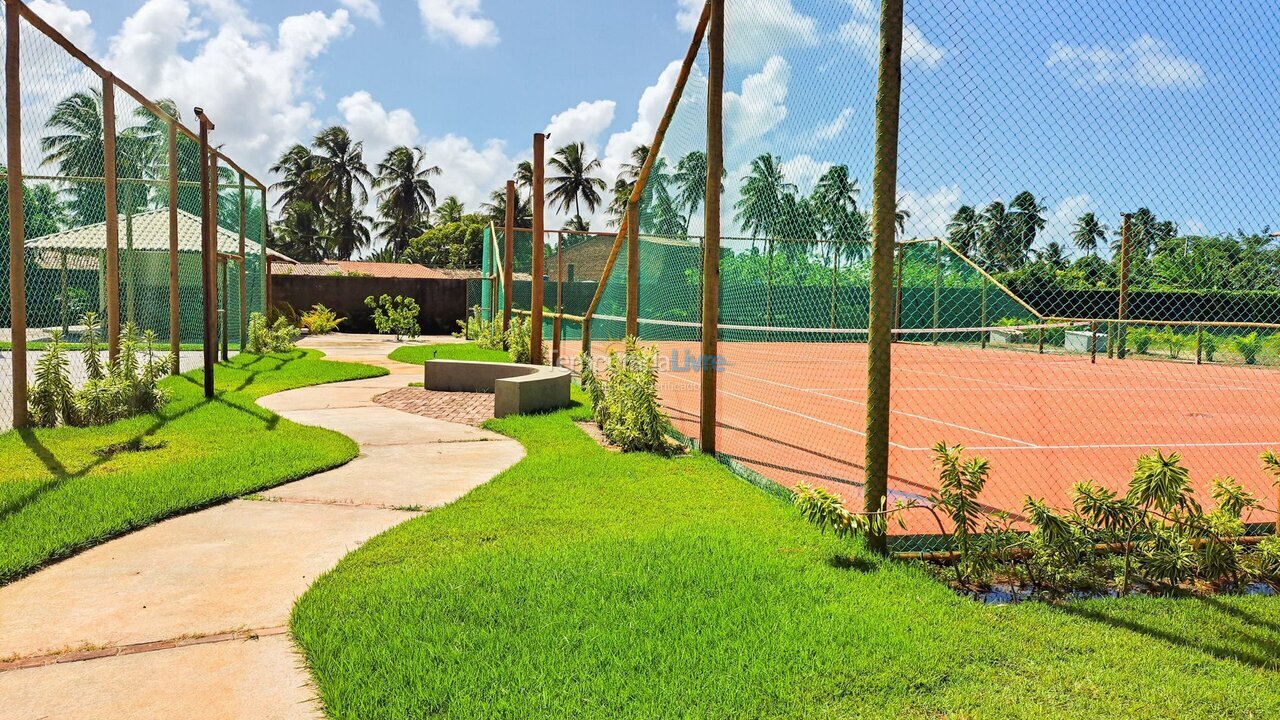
[897,185,962,239]
[1041,194,1093,251]
[838,1,943,69]
[814,107,854,142]
[544,100,617,149]
[676,0,817,66]
[417,0,498,48]
[600,59,688,186]
[102,0,354,182]
[337,91,419,168]
[339,0,381,24]
[28,0,96,50]
[780,154,832,196]
[725,55,790,153]
[1046,35,1205,90]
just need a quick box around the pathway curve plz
[0,334,524,719]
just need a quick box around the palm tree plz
[547,142,607,221]
[41,90,108,225]
[672,150,708,233]
[270,144,327,257]
[981,201,1015,271]
[1071,212,1106,256]
[480,186,532,227]
[895,197,911,239]
[606,177,632,228]
[812,165,864,264]
[1037,241,1070,269]
[433,195,465,225]
[734,153,795,240]
[1010,191,1046,262]
[312,126,374,260]
[373,145,440,260]
[514,160,534,190]
[947,205,982,258]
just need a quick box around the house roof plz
[27,208,297,263]
[271,260,482,280]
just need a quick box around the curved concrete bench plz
[423,360,572,417]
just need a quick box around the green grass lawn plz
[0,349,386,585]
[293,390,1280,719]
[389,342,510,365]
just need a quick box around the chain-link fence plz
[2,1,268,432]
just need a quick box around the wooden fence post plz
[196,108,215,398]
[168,120,180,373]
[503,180,515,334]
[103,75,121,361]
[701,0,725,454]
[531,132,545,365]
[863,0,903,555]
[238,173,247,351]
[6,0,28,428]
[1116,213,1133,359]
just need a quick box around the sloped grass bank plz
[0,350,386,584]
[293,394,1280,719]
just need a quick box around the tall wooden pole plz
[503,180,515,333]
[196,108,215,398]
[626,199,640,338]
[6,0,28,429]
[863,0,904,555]
[102,75,121,362]
[167,120,181,374]
[530,132,545,364]
[701,0,725,454]
[1116,213,1133,359]
[238,173,247,351]
[260,186,269,317]
[220,258,229,361]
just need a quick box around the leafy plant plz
[300,304,343,335]
[455,306,504,350]
[1200,331,1218,362]
[364,294,421,341]
[583,337,675,454]
[1127,327,1153,355]
[248,312,301,354]
[1231,332,1264,365]
[1157,326,1188,358]
[28,330,75,428]
[503,315,546,364]
[793,483,887,539]
[930,443,990,562]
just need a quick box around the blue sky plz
[24,0,1280,251]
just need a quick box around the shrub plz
[580,337,675,454]
[504,315,546,364]
[456,306,504,350]
[28,316,170,428]
[1127,326,1153,355]
[1231,332,1264,365]
[364,294,420,341]
[248,312,301,354]
[300,304,343,335]
[1157,326,1188,358]
[1201,331,1219,362]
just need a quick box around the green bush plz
[300,304,343,335]
[455,306,504,351]
[1201,331,1219,362]
[1127,326,1153,355]
[1231,332,1264,365]
[28,315,170,429]
[1157,326,1188,358]
[248,312,301,354]
[503,315,546,364]
[579,338,675,454]
[364,294,421,341]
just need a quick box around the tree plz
[812,165,866,262]
[547,142,606,220]
[403,216,488,268]
[947,205,982,257]
[980,201,1017,271]
[514,160,534,190]
[480,186,532,227]
[1010,191,1046,261]
[734,153,795,239]
[270,144,327,260]
[895,197,911,239]
[374,145,440,259]
[433,195,465,225]
[672,150,708,233]
[312,126,373,260]
[1072,212,1106,256]
[41,90,108,225]
[1037,241,1070,270]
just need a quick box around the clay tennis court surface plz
[565,338,1280,543]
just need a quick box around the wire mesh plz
[2,2,266,432]
[560,0,1280,551]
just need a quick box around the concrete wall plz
[270,275,468,334]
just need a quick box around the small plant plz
[1127,327,1153,355]
[503,315,546,364]
[365,294,420,341]
[248,312,300,354]
[1231,332,1264,365]
[1157,326,1188,358]
[1201,331,1219,362]
[28,330,75,428]
[581,337,675,454]
[300,304,343,335]
[455,306,504,350]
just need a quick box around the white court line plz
[947,440,1280,452]
[721,369,1041,448]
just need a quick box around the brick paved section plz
[376,387,494,426]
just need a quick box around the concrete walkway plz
[0,334,525,719]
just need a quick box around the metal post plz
[238,173,247,351]
[221,259,229,361]
[864,0,903,554]
[1116,213,1132,359]
[980,279,988,349]
[893,242,904,340]
[531,132,545,364]
[701,0,724,455]
[932,238,941,344]
[168,120,180,374]
[503,180,515,334]
[6,0,28,429]
[1090,321,1099,364]
[626,199,640,338]
[1196,326,1203,365]
[195,108,216,398]
[552,233,563,366]
[103,75,121,361]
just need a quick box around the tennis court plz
[566,322,1280,546]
